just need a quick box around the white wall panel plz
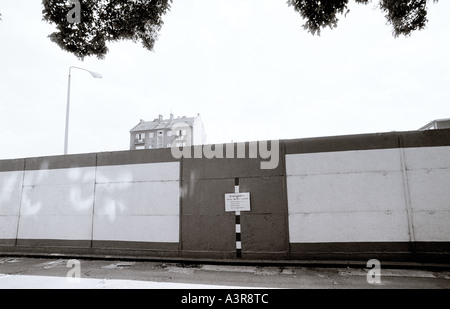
[286,149,409,243]
[0,171,23,216]
[93,215,179,243]
[96,162,179,183]
[0,216,19,239]
[413,210,450,241]
[407,169,450,211]
[289,211,410,243]
[0,171,23,240]
[17,214,93,240]
[403,146,450,242]
[20,184,95,215]
[404,146,450,170]
[0,171,23,188]
[287,172,405,213]
[23,167,96,186]
[94,181,179,217]
[93,162,180,243]
[0,188,22,216]
[286,149,402,176]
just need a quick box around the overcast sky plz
[1,0,449,160]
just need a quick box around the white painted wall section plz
[286,149,410,243]
[96,162,179,183]
[93,215,179,243]
[93,162,180,243]
[289,211,409,243]
[404,146,450,241]
[17,167,95,240]
[0,171,24,240]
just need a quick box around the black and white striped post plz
[225,177,250,259]
[234,178,241,258]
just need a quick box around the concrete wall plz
[0,149,181,256]
[92,162,179,244]
[0,130,449,262]
[286,149,409,241]
[285,130,450,262]
[0,160,24,246]
[180,143,288,260]
[405,146,450,259]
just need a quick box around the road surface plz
[1,256,449,290]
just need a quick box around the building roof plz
[130,115,197,132]
[418,118,450,130]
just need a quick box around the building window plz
[158,131,163,135]
[136,133,145,140]
[167,143,172,147]
[149,145,152,149]
[167,131,172,137]
[149,132,154,138]
[181,129,187,136]
[135,145,145,150]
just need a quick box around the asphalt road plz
[1,256,449,290]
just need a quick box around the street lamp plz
[64,66,102,155]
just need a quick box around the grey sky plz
[1,0,449,160]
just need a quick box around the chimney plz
[170,113,174,121]
[158,114,163,123]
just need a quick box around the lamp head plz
[88,71,102,79]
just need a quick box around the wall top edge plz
[0,148,179,172]
[283,129,450,155]
[1,129,450,172]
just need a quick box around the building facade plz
[130,113,206,150]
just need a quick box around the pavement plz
[1,256,450,290]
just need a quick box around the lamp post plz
[64,66,102,155]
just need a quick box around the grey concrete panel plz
[181,178,233,215]
[181,177,287,215]
[182,158,283,180]
[92,240,179,251]
[400,128,450,148]
[97,148,178,166]
[0,158,25,172]
[284,132,401,154]
[240,213,288,253]
[25,153,97,171]
[284,129,450,155]
[238,176,287,214]
[16,238,91,248]
[181,214,236,252]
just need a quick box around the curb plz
[1,251,449,271]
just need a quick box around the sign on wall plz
[225,193,251,212]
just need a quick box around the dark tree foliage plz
[379,0,437,37]
[287,0,368,35]
[287,0,438,37]
[42,0,438,60]
[42,0,172,59]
